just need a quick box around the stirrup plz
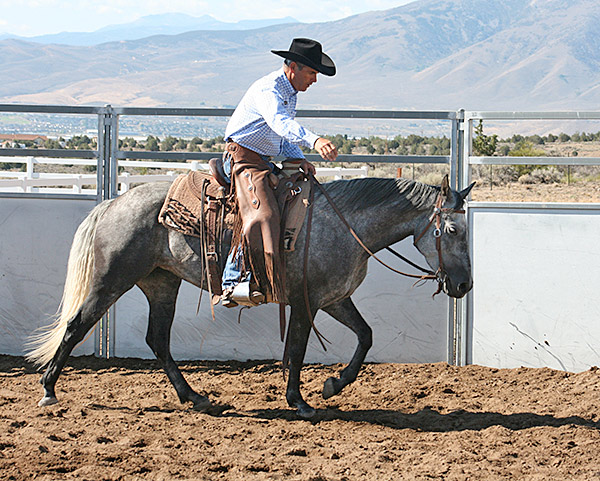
[230,281,265,307]
[221,288,239,308]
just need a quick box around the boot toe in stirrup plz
[250,290,265,305]
[221,290,238,308]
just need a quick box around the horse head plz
[413,175,474,298]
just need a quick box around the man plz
[221,38,338,307]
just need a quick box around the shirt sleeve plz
[256,88,319,150]
[281,139,306,159]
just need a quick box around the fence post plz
[120,172,130,193]
[95,105,117,360]
[453,108,470,368]
[25,157,34,193]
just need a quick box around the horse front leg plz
[321,297,372,399]
[284,304,317,419]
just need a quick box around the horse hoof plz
[296,405,316,419]
[323,377,338,399]
[39,396,58,407]
[192,399,212,412]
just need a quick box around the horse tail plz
[26,199,114,367]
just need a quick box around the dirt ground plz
[1,355,600,480]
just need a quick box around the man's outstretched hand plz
[314,137,338,161]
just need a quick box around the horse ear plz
[459,181,476,200]
[441,174,450,199]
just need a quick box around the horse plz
[27,174,474,419]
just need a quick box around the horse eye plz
[446,225,457,235]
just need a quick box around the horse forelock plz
[322,177,439,213]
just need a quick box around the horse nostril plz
[458,282,471,295]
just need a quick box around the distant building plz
[0,134,48,146]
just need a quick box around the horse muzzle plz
[440,271,473,299]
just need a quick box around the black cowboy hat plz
[272,38,336,77]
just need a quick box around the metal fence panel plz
[467,204,600,372]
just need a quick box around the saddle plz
[158,162,311,304]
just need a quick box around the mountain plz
[1,0,600,115]
[0,14,300,46]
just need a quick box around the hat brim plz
[271,49,336,77]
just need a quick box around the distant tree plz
[161,136,177,151]
[146,136,159,151]
[509,140,546,177]
[174,138,188,150]
[44,139,63,149]
[527,134,544,145]
[188,137,203,152]
[67,135,93,149]
[472,120,497,156]
[498,145,510,156]
[509,140,545,157]
[558,133,571,142]
[340,142,353,155]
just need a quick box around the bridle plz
[412,190,465,295]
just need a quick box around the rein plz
[308,173,463,295]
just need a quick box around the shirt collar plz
[277,68,298,97]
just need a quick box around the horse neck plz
[321,178,437,253]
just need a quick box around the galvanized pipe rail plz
[0,104,459,198]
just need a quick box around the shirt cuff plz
[305,132,320,150]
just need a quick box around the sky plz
[0,0,415,37]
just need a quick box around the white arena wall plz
[0,197,97,357]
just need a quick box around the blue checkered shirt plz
[225,69,319,158]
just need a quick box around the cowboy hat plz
[272,38,336,77]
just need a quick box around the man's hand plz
[300,159,316,175]
[314,137,338,161]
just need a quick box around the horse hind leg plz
[137,269,211,411]
[321,297,372,400]
[38,285,129,406]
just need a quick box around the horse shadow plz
[237,406,600,432]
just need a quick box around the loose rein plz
[308,172,463,296]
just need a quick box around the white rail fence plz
[0,156,369,194]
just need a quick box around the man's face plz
[289,63,318,92]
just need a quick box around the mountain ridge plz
[1,0,599,112]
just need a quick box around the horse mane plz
[322,177,439,213]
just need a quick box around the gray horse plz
[28,174,473,418]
